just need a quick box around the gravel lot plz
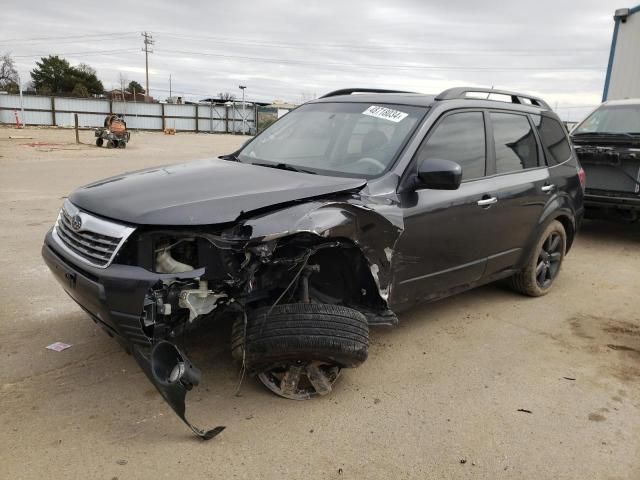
[1,126,639,479]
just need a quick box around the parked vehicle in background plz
[42,87,584,439]
[571,99,640,222]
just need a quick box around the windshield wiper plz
[573,132,638,139]
[251,162,317,174]
[219,152,240,161]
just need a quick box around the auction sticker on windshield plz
[362,105,408,123]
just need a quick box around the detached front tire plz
[509,220,566,297]
[231,303,369,400]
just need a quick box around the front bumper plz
[42,230,202,348]
[43,230,224,439]
[584,191,640,210]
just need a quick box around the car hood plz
[69,158,366,225]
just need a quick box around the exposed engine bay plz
[138,229,392,337]
[54,199,403,440]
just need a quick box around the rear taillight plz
[577,167,586,191]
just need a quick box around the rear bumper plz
[585,191,640,210]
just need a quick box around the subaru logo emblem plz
[71,215,83,231]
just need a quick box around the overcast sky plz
[1,0,629,120]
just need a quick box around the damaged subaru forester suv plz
[43,87,584,438]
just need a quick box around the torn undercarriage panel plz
[133,342,225,440]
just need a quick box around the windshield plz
[573,103,640,135]
[238,102,426,178]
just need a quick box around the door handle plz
[477,196,498,207]
[541,184,556,193]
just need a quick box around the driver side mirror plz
[415,158,462,190]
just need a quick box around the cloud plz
[2,0,621,120]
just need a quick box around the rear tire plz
[231,303,369,370]
[95,138,103,147]
[509,220,566,297]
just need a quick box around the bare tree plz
[0,52,19,92]
[118,73,128,92]
[77,63,97,76]
[218,92,236,102]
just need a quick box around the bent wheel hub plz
[258,361,341,400]
[536,232,562,289]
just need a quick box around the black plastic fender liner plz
[244,200,403,304]
[132,341,225,440]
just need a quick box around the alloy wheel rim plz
[258,361,341,400]
[535,232,562,289]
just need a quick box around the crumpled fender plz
[243,200,404,302]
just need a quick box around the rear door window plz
[415,111,486,181]
[490,112,539,174]
[531,114,572,165]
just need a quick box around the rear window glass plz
[491,112,539,174]
[532,114,571,165]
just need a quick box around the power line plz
[0,32,138,45]
[12,48,139,58]
[0,34,138,48]
[155,31,607,55]
[157,48,603,72]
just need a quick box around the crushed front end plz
[573,142,640,221]
[43,198,399,438]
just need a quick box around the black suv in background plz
[42,87,584,438]
[571,99,640,222]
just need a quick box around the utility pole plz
[17,73,24,127]
[169,74,172,99]
[141,32,154,102]
[239,85,247,134]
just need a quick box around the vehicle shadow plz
[578,218,640,244]
[47,218,640,442]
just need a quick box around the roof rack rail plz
[435,87,551,110]
[319,88,416,99]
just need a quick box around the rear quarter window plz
[532,114,572,165]
[491,112,539,174]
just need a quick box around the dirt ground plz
[1,126,639,480]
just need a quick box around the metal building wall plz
[197,104,227,133]
[55,97,110,127]
[0,94,256,133]
[603,5,640,101]
[164,104,196,131]
[0,95,53,125]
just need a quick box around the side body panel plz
[392,182,492,305]
[482,168,550,276]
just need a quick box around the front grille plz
[52,200,135,268]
